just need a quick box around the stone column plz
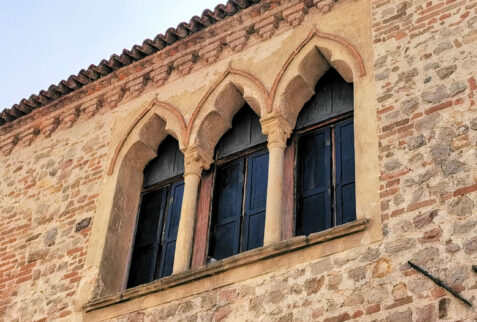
[261,112,293,246]
[173,146,212,274]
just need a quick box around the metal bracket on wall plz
[408,261,473,307]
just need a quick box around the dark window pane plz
[217,106,266,158]
[164,182,184,239]
[341,183,356,224]
[143,136,184,188]
[129,178,184,286]
[214,159,244,223]
[335,119,356,225]
[297,128,332,235]
[128,186,168,288]
[337,120,355,183]
[158,180,184,278]
[295,69,353,130]
[127,246,157,288]
[210,222,240,260]
[245,151,269,212]
[243,150,268,251]
[209,159,244,260]
[298,194,332,235]
[134,189,167,247]
[243,212,265,251]
[211,105,270,260]
[299,129,331,193]
[158,241,176,278]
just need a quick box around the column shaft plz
[263,145,286,245]
[172,146,212,274]
[173,173,201,274]
[261,112,293,246]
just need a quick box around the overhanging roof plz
[0,0,262,127]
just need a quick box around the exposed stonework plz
[0,115,110,320]
[0,0,477,321]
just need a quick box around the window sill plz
[84,218,368,312]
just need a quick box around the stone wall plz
[0,0,476,321]
[105,251,469,321]
[0,112,114,320]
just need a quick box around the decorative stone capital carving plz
[183,145,213,177]
[260,112,293,149]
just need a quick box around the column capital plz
[260,112,293,149]
[182,145,213,177]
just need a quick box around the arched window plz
[208,106,268,261]
[127,136,184,288]
[292,68,356,235]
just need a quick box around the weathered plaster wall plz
[0,0,476,321]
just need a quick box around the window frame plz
[126,134,186,289]
[206,141,269,262]
[127,174,185,288]
[292,110,355,237]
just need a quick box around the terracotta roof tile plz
[0,0,262,127]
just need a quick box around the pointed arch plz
[269,28,366,127]
[108,98,187,175]
[186,67,270,157]
[95,98,188,296]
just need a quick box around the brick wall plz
[0,114,113,321]
[371,0,477,319]
[108,1,477,320]
[0,0,476,321]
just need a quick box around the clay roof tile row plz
[0,0,262,127]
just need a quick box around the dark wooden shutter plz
[127,188,168,288]
[209,159,244,260]
[297,127,332,235]
[295,69,353,130]
[216,106,267,159]
[143,136,184,188]
[335,119,356,225]
[157,180,184,278]
[128,136,185,288]
[243,150,268,251]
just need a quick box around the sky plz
[0,0,223,110]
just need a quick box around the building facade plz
[0,0,476,320]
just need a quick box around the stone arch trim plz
[108,67,269,175]
[185,66,270,145]
[107,98,187,175]
[269,28,366,108]
[185,66,270,157]
[269,28,366,125]
[91,104,189,297]
[314,29,366,77]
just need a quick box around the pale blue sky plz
[0,0,222,109]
